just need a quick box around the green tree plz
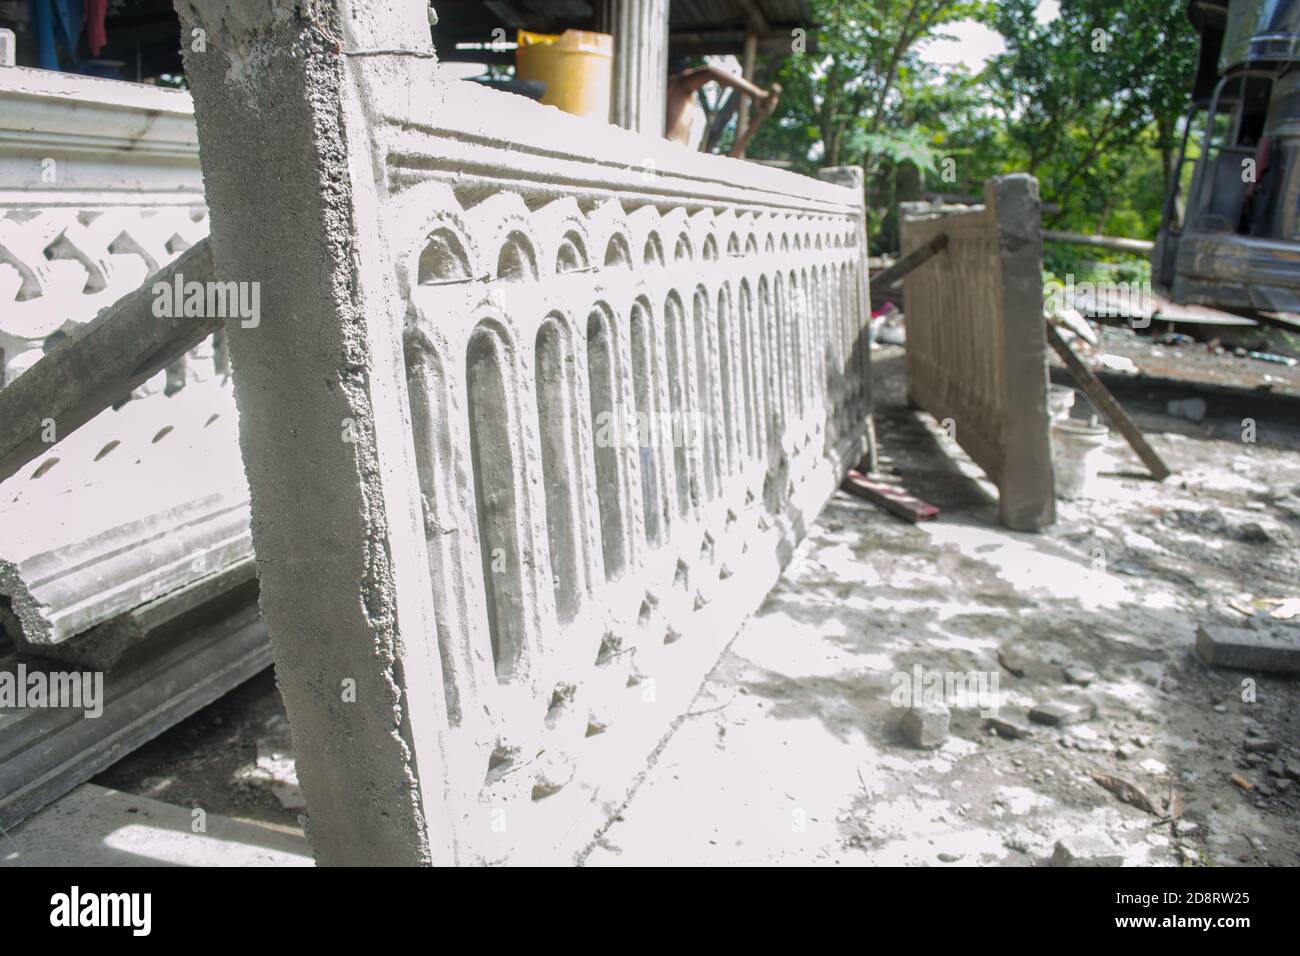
[748,0,985,175]
[982,0,1198,233]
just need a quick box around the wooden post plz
[735,28,758,154]
[1046,324,1172,481]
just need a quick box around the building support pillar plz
[598,0,669,136]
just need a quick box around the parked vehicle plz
[1153,0,1300,316]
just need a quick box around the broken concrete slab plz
[1196,623,1300,674]
[1063,664,1097,686]
[1029,699,1096,727]
[986,712,1033,740]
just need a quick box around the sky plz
[919,0,1060,71]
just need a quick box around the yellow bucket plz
[515,29,612,122]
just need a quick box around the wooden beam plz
[871,232,948,290]
[1045,323,1172,481]
[842,470,939,523]
[1043,229,1154,255]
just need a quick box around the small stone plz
[271,783,307,809]
[1117,743,1140,760]
[1244,738,1279,754]
[937,852,962,863]
[1173,819,1199,836]
[1286,760,1300,782]
[1213,704,1228,713]
[1166,397,1206,423]
[1029,700,1095,727]
[1051,835,1124,867]
[1179,845,1201,864]
[1238,522,1275,544]
[1269,758,1287,778]
[985,714,1031,740]
[1064,665,1097,686]
[900,702,950,749]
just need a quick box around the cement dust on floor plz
[583,353,1300,867]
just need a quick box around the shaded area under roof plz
[436,0,815,58]
[20,0,813,81]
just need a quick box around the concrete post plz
[605,0,669,136]
[988,174,1055,530]
[173,0,456,865]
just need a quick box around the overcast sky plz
[919,0,1061,70]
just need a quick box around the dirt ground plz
[94,346,1300,866]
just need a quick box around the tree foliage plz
[745,0,1200,252]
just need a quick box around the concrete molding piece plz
[0,66,202,202]
[0,378,251,647]
[0,483,252,647]
[178,0,872,865]
[32,558,257,671]
[0,598,272,832]
[901,174,1055,531]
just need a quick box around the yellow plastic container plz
[515,29,612,123]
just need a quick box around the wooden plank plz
[1043,229,1154,254]
[871,232,948,291]
[1046,323,1172,482]
[0,239,217,484]
[842,470,939,523]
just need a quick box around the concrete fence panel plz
[175,0,872,865]
[900,175,1055,531]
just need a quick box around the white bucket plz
[1049,385,1076,422]
[1052,418,1109,500]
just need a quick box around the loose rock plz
[1029,699,1095,727]
[900,702,950,749]
[1051,835,1124,867]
